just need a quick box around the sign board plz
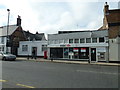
[69,52,74,56]
[97,47,106,52]
[81,48,86,52]
[66,44,71,47]
[73,48,79,52]
[60,45,65,47]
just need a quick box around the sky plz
[0,0,119,38]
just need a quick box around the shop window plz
[99,37,105,43]
[86,38,91,43]
[59,40,63,44]
[69,48,73,59]
[80,38,85,43]
[74,39,79,43]
[69,39,73,43]
[92,38,97,43]
[98,52,105,60]
[50,48,63,58]
[73,48,79,59]
[22,45,28,52]
[79,47,89,59]
[64,48,69,58]
[42,45,47,51]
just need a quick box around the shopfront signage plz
[69,52,74,56]
[66,44,71,47]
[60,45,66,47]
[73,48,79,52]
[81,48,86,52]
[97,47,106,52]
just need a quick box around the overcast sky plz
[0,0,119,37]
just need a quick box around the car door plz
[0,53,3,60]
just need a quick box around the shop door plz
[91,48,96,61]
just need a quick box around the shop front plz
[49,46,108,62]
[50,47,89,60]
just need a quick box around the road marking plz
[76,70,118,75]
[0,80,7,82]
[16,83,35,88]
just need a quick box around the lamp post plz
[6,9,10,54]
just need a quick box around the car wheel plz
[3,57,6,61]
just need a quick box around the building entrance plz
[91,48,96,61]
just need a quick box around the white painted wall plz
[109,37,120,61]
[18,41,47,56]
[0,37,7,53]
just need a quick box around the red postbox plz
[44,51,47,59]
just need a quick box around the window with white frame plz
[69,39,73,43]
[42,45,47,51]
[74,39,79,43]
[80,38,85,43]
[22,45,28,52]
[99,37,105,43]
[59,39,63,44]
[0,46,4,52]
[86,38,91,43]
[64,39,68,43]
[54,40,59,44]
[1,37,4,44]
[2,46,4,52]
[92,38,97,43]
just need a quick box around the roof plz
[48,30,108,40]
[23,31,46,41]
[0,25,18,36]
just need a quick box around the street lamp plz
[6,9,10,53]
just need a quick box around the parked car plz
[0,52,16,61]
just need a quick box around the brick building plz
[99,2,120,61]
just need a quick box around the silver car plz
[0,52,16,61]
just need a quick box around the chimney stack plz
[17,15,21,26]
[104,2,109,15]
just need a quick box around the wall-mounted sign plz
[66,44,71,47]
[97,47,106,52]
[81,48,86,52]
[69,52,74,56]
[60,45,65,47]
[73,48,79,52]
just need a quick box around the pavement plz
[16,57,120,66]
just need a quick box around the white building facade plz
[47,30,109,62]
[18,41,47,57]
[109,36,120,61]
[0,36,7,53]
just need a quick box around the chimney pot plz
[17,15,21,26]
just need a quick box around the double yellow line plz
[0,80,7,82]
[16,83,35,88]
[0,79,36,88]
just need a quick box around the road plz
[1,60,119,88]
